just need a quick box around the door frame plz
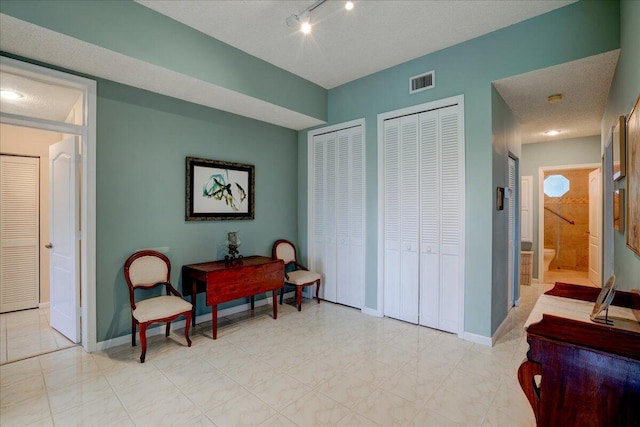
[507,154,519,310]
[537,163,600,285]
[0,56,97,352]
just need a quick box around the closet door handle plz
[45,243,53,249]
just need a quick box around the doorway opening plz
[0,56,97,363]
[538,163,601,287]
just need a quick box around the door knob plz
[45,243,53,249]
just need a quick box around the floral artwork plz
[186,157,254,221]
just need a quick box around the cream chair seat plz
[124,250,192,363]
[272,239,321,311]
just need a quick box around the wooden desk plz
[518,282,640,426]
[182,256,284,339]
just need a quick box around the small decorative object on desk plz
[225,231,243,264]
[590,275,616,324]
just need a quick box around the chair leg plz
[296,286,302,311]
[184,312,192,347]
[139,323,148,363]
[132,318,137,347]
[165,322,170,337]
[316,279,321,303]
[279,286,284,305]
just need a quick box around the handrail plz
[544,207,575,225]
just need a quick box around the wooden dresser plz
[518,282,640,427]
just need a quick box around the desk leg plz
[212,304,218,340]
[272,289,278,319]
[191,280,197,328]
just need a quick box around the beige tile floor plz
[543,268,598,288]
[0,307,75,365]
[0,285,550,427]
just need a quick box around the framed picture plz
[614,188,624,232]
[612,115,626,181]
[627,94,640,255]
[186,156,255,221]
[496,187,504,211]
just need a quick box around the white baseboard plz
[39,302,50,309]
[96,292,295,351]
[461,331,492,346]
[489,315,511,346]
[361,306,382,317]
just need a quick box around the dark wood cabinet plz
[518,283,640,427]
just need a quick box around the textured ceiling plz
[1,0,616,141]
[1,70,82,122]
[136,0,575,90]
[493,50,619,144]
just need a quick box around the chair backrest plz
[272,239,297,265]
[124,250,171,290]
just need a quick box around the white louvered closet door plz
[347,128,365,309]
[0,155,40,313]
[383,118,402,320]
[418,110,440,329]
[434,105,463,333]
[323,133,338,302]
[312,134,327,298]
[311,124,365,308]
[384,103,463,333]
[383,115,420,324]
[336,127,365,309]
[399,115,420,323]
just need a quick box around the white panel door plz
[520,176,533,243]
[0,156,40,313]
[588,168,601,286]
[49,136,80,343]
[418,111,440,329]
[436,106,462,333]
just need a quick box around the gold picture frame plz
[626,94,640,255]
[613,115,626,181]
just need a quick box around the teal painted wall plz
[491,87,521,333]
[0,0,327,121]
[520,136,601,277]
[95,80,298,341]
[602,0,640,291]
[298,0,620,338]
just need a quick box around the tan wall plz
[543,168,595,272]
[1,124,62,304]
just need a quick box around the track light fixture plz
[286,0,353,34]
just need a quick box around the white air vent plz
[409,71,435,94]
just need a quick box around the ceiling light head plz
[0,90,24,100]
[547,94,563,104]
[545,130,561,136]
[345,1,354,10]
[300,21,312,34]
